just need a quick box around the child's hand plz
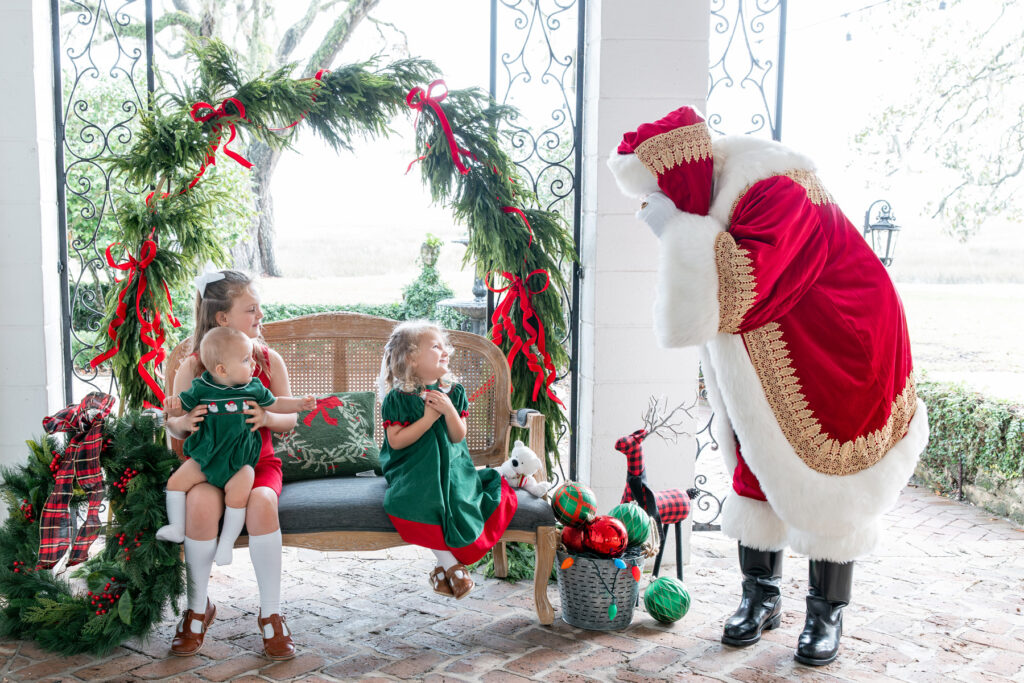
[243,401,268,432]
[423,390,456,418]
[299,395,316,412]
[164,395,183,417]
[423,403,443,422]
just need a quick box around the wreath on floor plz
[0,410,183,656]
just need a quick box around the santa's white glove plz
[636,192,677,239]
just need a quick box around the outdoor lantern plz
[863,199,900,267]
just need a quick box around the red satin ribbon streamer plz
[406,80,471,175]
[90,240,174,402]
[304,396,344,427]
[268,69,330,131]
[487,270,563,407]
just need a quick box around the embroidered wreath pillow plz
[272,391,381,481]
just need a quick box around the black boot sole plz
[794,650,838,666]
[721,613,781,647]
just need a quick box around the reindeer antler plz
[641,395,697,443]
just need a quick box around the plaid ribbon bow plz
[38,392,116,569]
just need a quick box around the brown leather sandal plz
[170,599,216,656]
[257,611,296,660]
[445,563,475,600]
[430,565,454,596]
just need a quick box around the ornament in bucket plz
[551,481,597,527]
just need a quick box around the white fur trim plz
[607,148,659,199]
[653,212,725,348]
[788,522,880,563]
[720,495,789,551]
[698,346,737,472]
[709,136,817,227]
[705,334,928,541]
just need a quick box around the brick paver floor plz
[2,484,1022,682]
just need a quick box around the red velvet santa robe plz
[610,135,929,562]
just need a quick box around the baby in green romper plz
[157,327,315,565]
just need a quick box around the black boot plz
[795,560,853,666]
[721,543,784,646]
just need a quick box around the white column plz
[578,0,710,566]
[0,3,64,480]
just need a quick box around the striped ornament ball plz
[644,576,691,623]
[550,481,598,526]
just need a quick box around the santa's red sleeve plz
[714,174,829,334]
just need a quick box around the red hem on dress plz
[382,420,412,429]
[386,478,519,565]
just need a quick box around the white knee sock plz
[184,536,217,613]
[432,549,458,570]
[155,490,186,543]
[214,506,246,566]
[248,529,282,616]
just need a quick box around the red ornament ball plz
[583,515,629,557]
[561,523,588,553]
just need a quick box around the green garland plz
[98,38,577,467]
[0,413,184,655]
[408,87,576,462]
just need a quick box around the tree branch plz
[276,0,321,64]
[303,0,380,76]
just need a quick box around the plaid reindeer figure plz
[617,397,693,580]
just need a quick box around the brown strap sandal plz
[430,565,454,596]
[445,563,475,600]
[170,599,216,656]
[257,611,296,660]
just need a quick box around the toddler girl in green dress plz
[378,321,518,599]
[159,326,315,565]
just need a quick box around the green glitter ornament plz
[608,502,652,546]
[644,576,691,623]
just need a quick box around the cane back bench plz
[166,311,558,624]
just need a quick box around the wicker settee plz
[165,311,558,624]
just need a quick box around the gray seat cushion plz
[276,475,556,536]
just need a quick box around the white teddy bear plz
[497,440,552,498]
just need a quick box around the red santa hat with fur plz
[607,106,714,216]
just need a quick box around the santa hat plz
[607,106,713,216]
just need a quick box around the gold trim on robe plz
[743,322,918,476]
[715,232,756,334]
[728,169,834,224]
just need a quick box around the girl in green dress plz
[378,321,518,599]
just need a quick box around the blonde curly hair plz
[377,320,456,399]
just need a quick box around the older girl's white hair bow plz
[193,266,226,299]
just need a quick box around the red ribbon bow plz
[303,396,344,427]
[90,240,180,403]
[487,269,563,407]
[406,80,471,175]
[38,392,116,569]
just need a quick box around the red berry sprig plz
[48,450,62,474]
[11,560,32,574]
[115,531,144,561]
[19,499,35,523]
[87,577,123,616]
[112,468,139,494]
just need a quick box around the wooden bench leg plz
[493,541,509,578]
[534,526,557,625]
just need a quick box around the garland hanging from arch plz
[0,410,184,655]
[93,37,574,458]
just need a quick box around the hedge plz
[916,380,1024,495]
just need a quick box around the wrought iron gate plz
[489,0,585,482]
[51,0,155,404]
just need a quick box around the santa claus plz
[607,107,929,666]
